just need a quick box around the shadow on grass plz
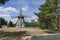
[45,30,60,34]
[0,31,30,37]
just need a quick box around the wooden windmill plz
[11,6,31,28]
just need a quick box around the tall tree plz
[34,0,60,30]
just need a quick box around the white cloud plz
[0,7,18,23]
[0,14,17,23]
[25,15,38,22]
[0,14,11,22]
[11,18,17,23]
[22,6,28,11]
[0,14,10,17]
[0,7,18,12]
[5,7,18,12]
[31,16,38,22]
[0,6,28,13]
[0,7,6,12]
[0,14,11,20]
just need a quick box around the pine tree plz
[35,0,60,30]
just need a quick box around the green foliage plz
[25,20,39,27]
[8,21,14,27]
[40,22,45,29]
[30,20,38,27]
[0,18,7,27]
[34,0,60,30]
[24,21,30,27]
[0,18,15,27]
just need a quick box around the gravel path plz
[31,33,60,40]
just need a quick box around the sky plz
[0,0,46,23]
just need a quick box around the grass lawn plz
[0,27,48,40]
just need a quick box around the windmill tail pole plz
[20,6,22,16]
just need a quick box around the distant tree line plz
[0,17,39,28]
[0,18,15,28]
[24,20,39,27]
[0,18,7,27]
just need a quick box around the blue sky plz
[0,0,45,23]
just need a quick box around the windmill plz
[11,6,31,28]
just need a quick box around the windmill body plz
[16,16,24,28]
[11,6,31,28]
[11,7,25,28]
[16,7,25,28]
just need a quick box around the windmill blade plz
[24,17,37,20]
[24,16,32,18]
[11,16,18,18]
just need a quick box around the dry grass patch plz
[0,27,48,36]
